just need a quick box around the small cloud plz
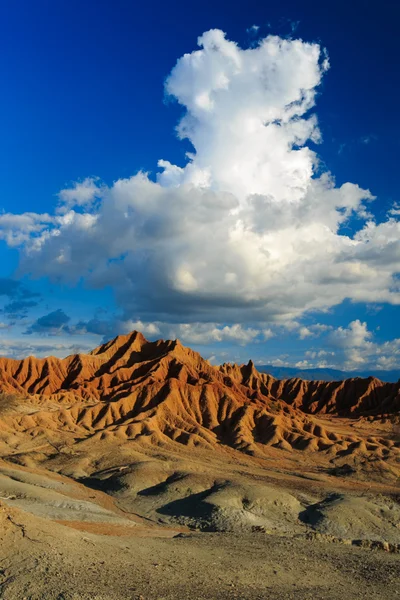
[365,304,383,315]
[73,317,118,338]
[288,322,332,340]
[25,309,71,336]
[167,323,261,346]
[295,360,310,368]
[0,338,92,359]
[309,323,333,335]
[0,278,39,301]
[360,134,378,145]
[290,20,300,33]
[0,279,41,320]
[329,319,372,349]
[247,24,260,34]
[57,177,102,213]
[282,321,301,332]
[298,326,313,340]
[73,317,161,341]
[263,328,275,340]
[3,299,39,319]
[389,202,400,216]
[269,358,290,367]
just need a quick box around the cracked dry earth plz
[0,331,398,598]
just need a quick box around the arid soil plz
[1,499,399,600]
[0,331,398,599]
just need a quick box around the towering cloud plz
[0,30,399,325]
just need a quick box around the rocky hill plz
[0,331,398,461]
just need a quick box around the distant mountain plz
[257,365,400,383]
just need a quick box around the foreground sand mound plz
[157,480,303,532]
[0,461,135,525]
[302,493,400,544]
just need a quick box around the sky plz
[0,0,399,372]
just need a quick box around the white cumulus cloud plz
[0,29,399,327]
[300,320,400,371]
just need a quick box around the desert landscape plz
[1,2,400,598]
[0,330,398,599]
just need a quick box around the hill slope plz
[0,331,398,463]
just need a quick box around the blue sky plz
[0,0,399,372]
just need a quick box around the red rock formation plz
[0,332,398,458]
